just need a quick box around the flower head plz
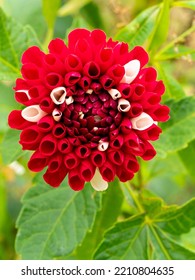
[8,29,169,191]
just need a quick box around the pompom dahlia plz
[8,29,169,191]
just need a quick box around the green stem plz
[155,25,195,58]
[43,28,53,52]
[123,182,145,213]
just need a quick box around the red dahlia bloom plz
[8,28,169,191]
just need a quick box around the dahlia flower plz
[8,28,169,191]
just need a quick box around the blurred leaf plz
[147,0,172,54]
[115,6,159,48]
[173,1,195,10]
[178,140,195,183]
[155,45,195,60]
[157,63,185,100]
[58,0,91,17]
[16,180,102,259]
[42,0,61,29]
[153,96,195,157]
[80,1,105,30]
[0,8,40,81]
[94,198,195,260]
[1,129,25,164]
[75,179,124,259]
[2,0,47,40]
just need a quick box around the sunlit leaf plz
[58,0,91,17]
[147,0,171,54]
[153,97,195,157]
[115,6,159,48]
[173,1,195,10]
[0,8,40,81]
[94,197,195,260]
[16,180,102,259]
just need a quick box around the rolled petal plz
[141,141,156,160]
[15,90,31,105]
[108,88,121,100]
[75,145,91,158]
[43,164,67,187]
[91,150,106,167]
[50,87,66,105]
[117,83,131,99]
[48,38,69,59]
[64,71,81,86]
[108,150,124,165]
[20,125,42,150]
[45,72,63,89]
[28,150,47,172]
[68,169,85,191]
[120,117,132,134]
[64,54,82,72]
[117,98,131,112]
[48,154,63,173]
[106,64,125,84]
[40,97,55,113]
[83,61,100,79]
[40,135,57,156]
[90,168,108,191]
[64,153,79,169]
[126,46,149,68]
[78,76,91,91]
[98,140,109,151]
[123,155,139,173]
[8,110,32,130]
[110,134,124,149]
[116,168,134,182]
[58,138,72,154]
[52,108,62,122]
[100,75,115,90]
[52,123,66,138]
[120,59,140,84]
[37,115,55,132]
[80,160,95,181]
[128,103,143,118]
[131,112,154,131]
[99,161,115,182]
[21,105,47,122]
[21,63,40,81]
[65,95,74,105]
[22,46,44,67]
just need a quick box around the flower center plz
[60,88,122,148]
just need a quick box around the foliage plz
[0,0,195,260]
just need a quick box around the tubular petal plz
[90,168,108,191]
[50,87,66,104]
[120,59,140,84]
[21,105,47,122]
[131,112,154,131]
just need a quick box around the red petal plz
[8,110,32,130]
[68,169,85,191]
[22,46,45,67]
[28,150,47,172]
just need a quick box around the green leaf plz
[94,197,195,260]
[58,0,91,17]
[1,129,26,164]
[115,6,159,48]
[147,0,172,54]
[153,96,195,157]
[75,179,124,259]
[156,63,185,101]
[173,1,195,10]
[155,45,195,60]
[42,0,61,29]
[0,8,40,81]
[178,140,195,183]
[16,181,102,259]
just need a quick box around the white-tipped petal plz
[65,96,74,105]
[86,89,93,94]
[52,108,62,122]
[120,59,140,84]
[117,98,131,112]
[90,169,108,191]
[108,89,122,100]
[16,90,31,100]
[98,141,109,151]
[50,87,66,105]
[131,112,154,131]
[22,105,47,122]
[79,111,84,119]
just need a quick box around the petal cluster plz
[8,29,169,191]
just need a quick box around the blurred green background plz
[0,0,195,259]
